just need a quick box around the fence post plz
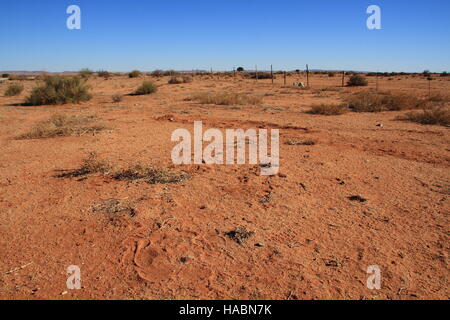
[284,71,287,85]
[306,64,309,87]
[271,65,274,84]
[341,71,345,87]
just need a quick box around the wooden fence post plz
[306,64,309,87]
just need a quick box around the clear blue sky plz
[0,0,449,72]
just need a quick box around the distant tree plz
[441,71,448,77]
[236,67,244,72]
[79,68,93,79]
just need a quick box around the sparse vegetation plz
[79,68,94,79]
[128,70,142,78]
[24,75,92,106]
[192,92,262,106]
[347,74,368,87]
[134,81,157,95]
[17,113,105,139]
[112,164,190,184]
[56,152,111,178]
[402,107,450,126]
[308,104,348,115]
[4,83,24,96]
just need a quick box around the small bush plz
[168,75,193,84]
[97,70,110,79]
[25,76,92,106]
[308,104,347,115]
[17,113,105,139]
[246,72,274,80]
[192,92,262,106]
[134,81,157,95]
[79,68,93,79]
[112,94,123,103]
[347,75,368,87]
[440,72,448,77]
[57,152,111,178]
[2,74,9,78]
[4,83,24,96]
[403,107,450,126]
[128,70,142,78]
[328,72,336,77]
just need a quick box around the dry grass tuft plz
[56,152,111,178]
[344,92,422,112]
[168,76,193,84]
[285,139,316,146]
[134,81,158,95]
[91,198,136,217]
[17,113,105,139]
[402,107,450,126]
[308,104,348,115]
[192,92,262,106]
[113,164,190,184]
[4,83,24,96]
[225,227,254,245]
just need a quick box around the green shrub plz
[347,75,368,87]
[168,75,193,84]
[328,72,336,77]
[128,70,142,78]
[2,74,9,78]
[134,81,157,95]
[25,76,92,106]
[4,83,24,96]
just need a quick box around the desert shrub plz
[347,74,368,87]
[4,83,24,96]
[134,81,157,95]
[2,74,9,78]
[17,114,105,139]
[328,72,336,77]
[97,70,110,79]
[246,72,275,80]
[402,107,450,126]
[237,67,244,72]
[79,68,93,79]
[128,70,142,78]
[25,76,92,106]
[112,94,123,103]
[152,70,164,77]
[168,75,193,84]
[344,92,422,112]
[8,74,28,81]
[441,72,448,77]
[192,92,262,106]
[308,104,347,115]
[427,93,450,103]
[113,164,190,184]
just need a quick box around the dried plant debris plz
[112,164,190,184]
[285,139,316,146]
[225,227,254,245]
[55,152,111,178]
[91,198,136,217]
[17,114,106,139]
[348,195,368,203]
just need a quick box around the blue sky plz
[0,0,449,72]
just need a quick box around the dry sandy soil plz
[0,73,448,300]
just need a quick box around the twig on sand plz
[5,262,33,274]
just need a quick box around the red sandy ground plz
[0,74,448,300]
